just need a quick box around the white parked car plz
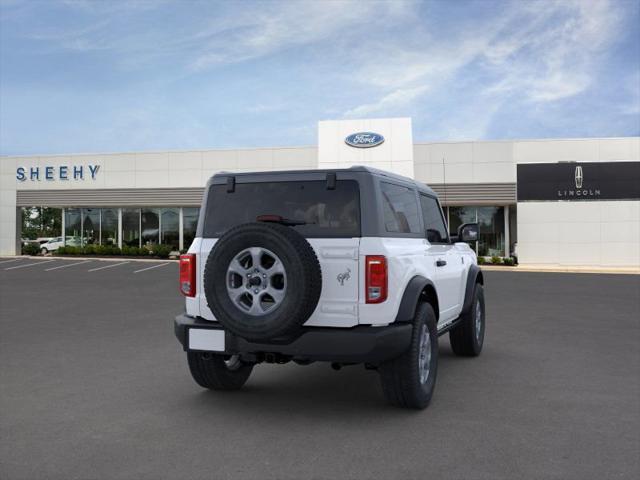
[175,167,485,409]
[40,236,80,254]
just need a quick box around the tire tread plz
[187,352,253,390]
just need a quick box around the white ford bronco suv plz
[174,166,485,409]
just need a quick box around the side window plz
[380,182,421,234]
[420,195,449,243]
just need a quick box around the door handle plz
[436,259,447,267]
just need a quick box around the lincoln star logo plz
[337,268,351,286]
[345,132,384,148]
[558,164,600,198]
[575,166,583,189]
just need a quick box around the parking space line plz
[133,262,171,274]
[88,261,129,272]
[45,260,92,271]
[5,260,56,270]
[0,258,24,265]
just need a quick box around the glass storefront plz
[447,206,506,257]
[82,208,100,245]
[122,208,140,247]
[33,203,512,256]
[141,208,159,247]
[64,208,82,246]
[477,207,504,257]
[161,208,179,250]
[101,209,118,246]
[58,206,199,251]
[183,207,199,250]
[20,207,63,240]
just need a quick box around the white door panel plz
[426,243,463,325]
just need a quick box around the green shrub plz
[477,256,486,265]
[151,244,172,259]
[99,245,115,256]
[55,244,123,256]
[22,243,41,256]
[490,255,502,265]
[503,257,515,266]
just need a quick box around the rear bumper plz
[174,314,412,364]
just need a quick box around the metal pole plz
[179,208,184,252]
[117,208,122,249]
[62,208,66,245]
[504,205,510,258]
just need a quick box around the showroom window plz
[101,209,119,246]
[161,208,179,250]
[141,208,159,246]
[64,208,82,246]
[448,206,505,257]
[477,207,505,257]
[60,206,199,251]
[183,207,199,250]
[448,206,476,251]
[20,207,62,240]
[122,208,140,247]
[82,208,100,245]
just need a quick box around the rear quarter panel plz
[358,237,435,326]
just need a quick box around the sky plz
[0,0,639,155]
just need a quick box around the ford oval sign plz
[345,132,385,148]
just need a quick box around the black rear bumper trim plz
[174,314,412,364]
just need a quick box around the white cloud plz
[188,1,413,71]
[342,0,625,130]
[483,0,622,103]
[344,85,428,118]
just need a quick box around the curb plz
[480,265,640,275]
[1,255,178,264]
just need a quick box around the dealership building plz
[1,118,639,268]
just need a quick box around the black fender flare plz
[461,264,484,315]
[394,276,439,323]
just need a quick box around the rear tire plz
[187,352,253,390]
[379,302,438,409]
[449,283,485,356]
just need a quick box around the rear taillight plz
[179,254,196,297]
[365,255,387,303]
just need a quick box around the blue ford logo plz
[345,132,385,148]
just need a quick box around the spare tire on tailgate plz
[204,222,322,341]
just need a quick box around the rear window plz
[204,180,360,238]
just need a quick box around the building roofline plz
[0,145,318,159]
[412,136,640,146]
[2,136,638,158]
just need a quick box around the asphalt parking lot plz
[0,257,638,480]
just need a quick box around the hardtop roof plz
[209,165,437,197]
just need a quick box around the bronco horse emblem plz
[337,268,351,286]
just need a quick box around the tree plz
[21,207,62,239]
